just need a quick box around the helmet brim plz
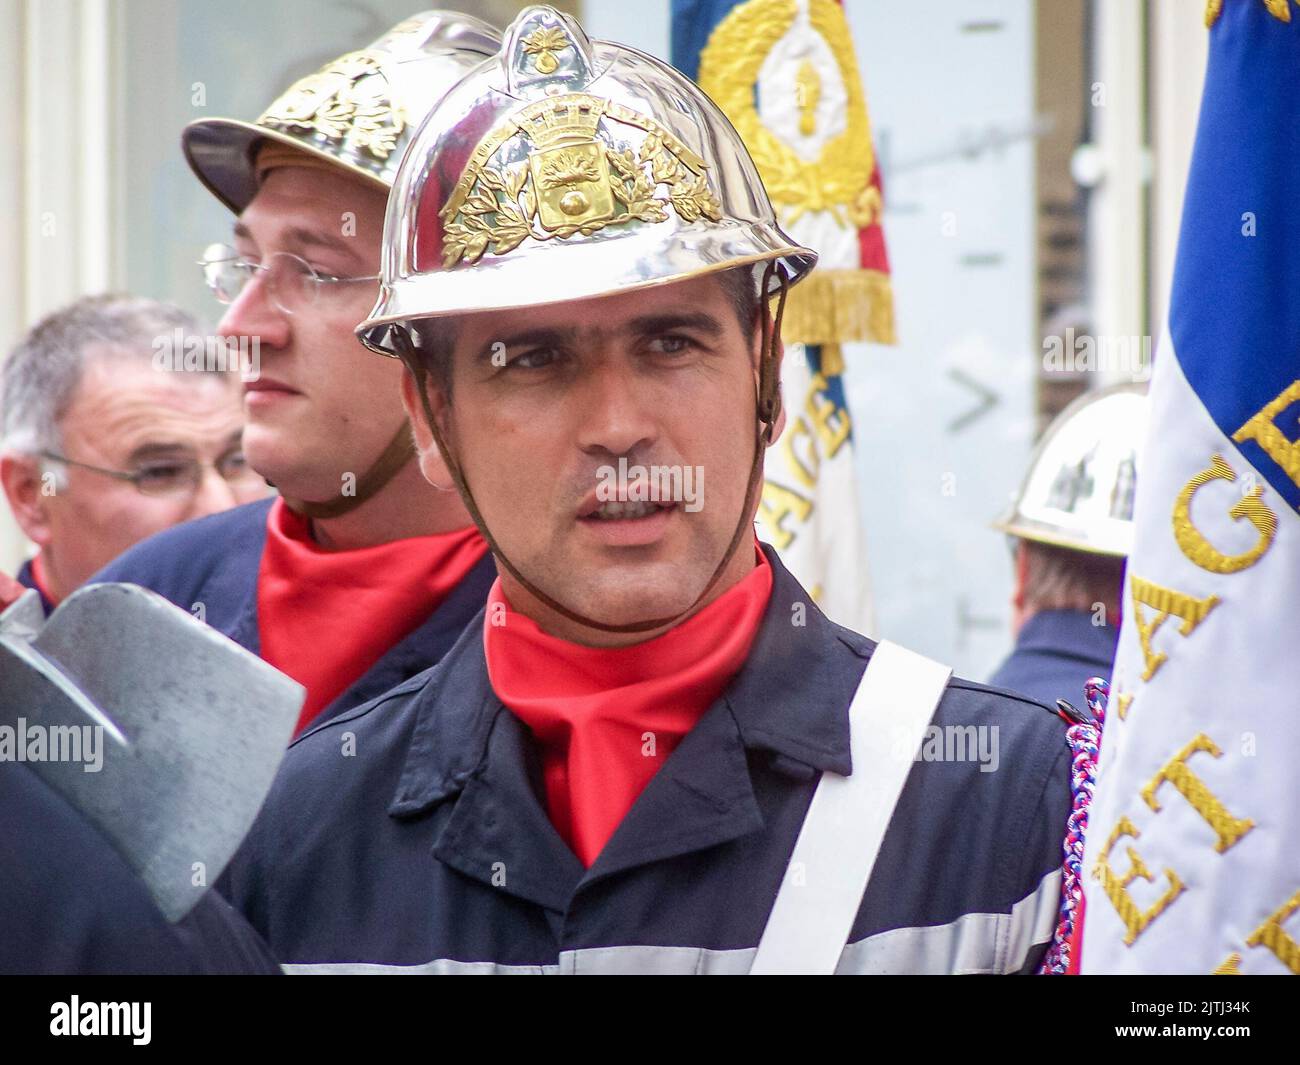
[358,219,816,356]
[182,117,389,216]
[992,513,1133,558]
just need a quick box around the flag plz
[1080,0,1300,975]
[672,0,893,633]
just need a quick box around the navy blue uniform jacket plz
[225,546,1072,974]
[988,609,1118,711]
[0,761,278,974]
[91,498,497,725]
[15,557,54,616]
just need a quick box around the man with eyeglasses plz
[0,294,263,614]
[92,13,502,735]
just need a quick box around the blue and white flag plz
[1081,0,1300,975]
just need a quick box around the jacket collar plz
[723,545,865,777]
[1015,608,1118,669]
[314,551,496,726]
[16,557,55,617]
[389,544,867,820]
[219,497,275,653]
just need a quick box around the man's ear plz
[1011,538,1030,633]
[770,364,787,444]
[0,453,53,547]
[399,365,452,487]
[751,315,787,446]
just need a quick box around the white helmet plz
[996,383,1148,557]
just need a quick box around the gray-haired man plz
[1,294,263,612]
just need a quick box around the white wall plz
[0,0,505,575]
[0,0,27,573]
[841,0,1037,677]
[1,0,122,574]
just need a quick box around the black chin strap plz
[394,263,789,636]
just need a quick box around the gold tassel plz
[819,342,845,377]
[1208,0,1294,27]
[1265,0,1293,22]
[781,268,896,347]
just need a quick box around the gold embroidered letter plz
[1245,887,1300,975]
[1141,733,1254,853]
[804,373,850,461]
[759,480,812,551]
[1172,454,1277,573]
[1232,379,1300,498]
[1128,575,1220,682]
[1092,816,1185,945]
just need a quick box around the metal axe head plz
[0,583,303,921]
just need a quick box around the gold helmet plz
[182,11,501,214]
[358,3,816,354]
[995,382,1148,557]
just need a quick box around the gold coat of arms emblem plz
[258,49,405,162]
[439,93,723,268]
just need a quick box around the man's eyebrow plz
[480,325,581,358]
[625,311,725,338]
[281,226,364,268]
[125,442,197,465]
[231,222,363,269]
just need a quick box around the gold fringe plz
[820,342,844,377]
[1207,0,1293,28]
[1266,0,1293,23]
[781,268,896,347]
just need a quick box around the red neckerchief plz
[484,546,773,867]
[257,497,488,733]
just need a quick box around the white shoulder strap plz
[750,639,953,975]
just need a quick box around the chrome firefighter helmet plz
[359,3,816,354]
[356,5,815,635]
[182,11,501,214]
[996,382,1148,557]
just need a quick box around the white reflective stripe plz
[277,872,1060,975]
[750,640,952,975]
[560,944,751,975]
[836,868,1063,974]
[1003,867,1065,972]
[282,959,558,975]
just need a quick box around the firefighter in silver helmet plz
[93,12,502,734]
[989,383,1147,707]
[223,5,1073,974]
